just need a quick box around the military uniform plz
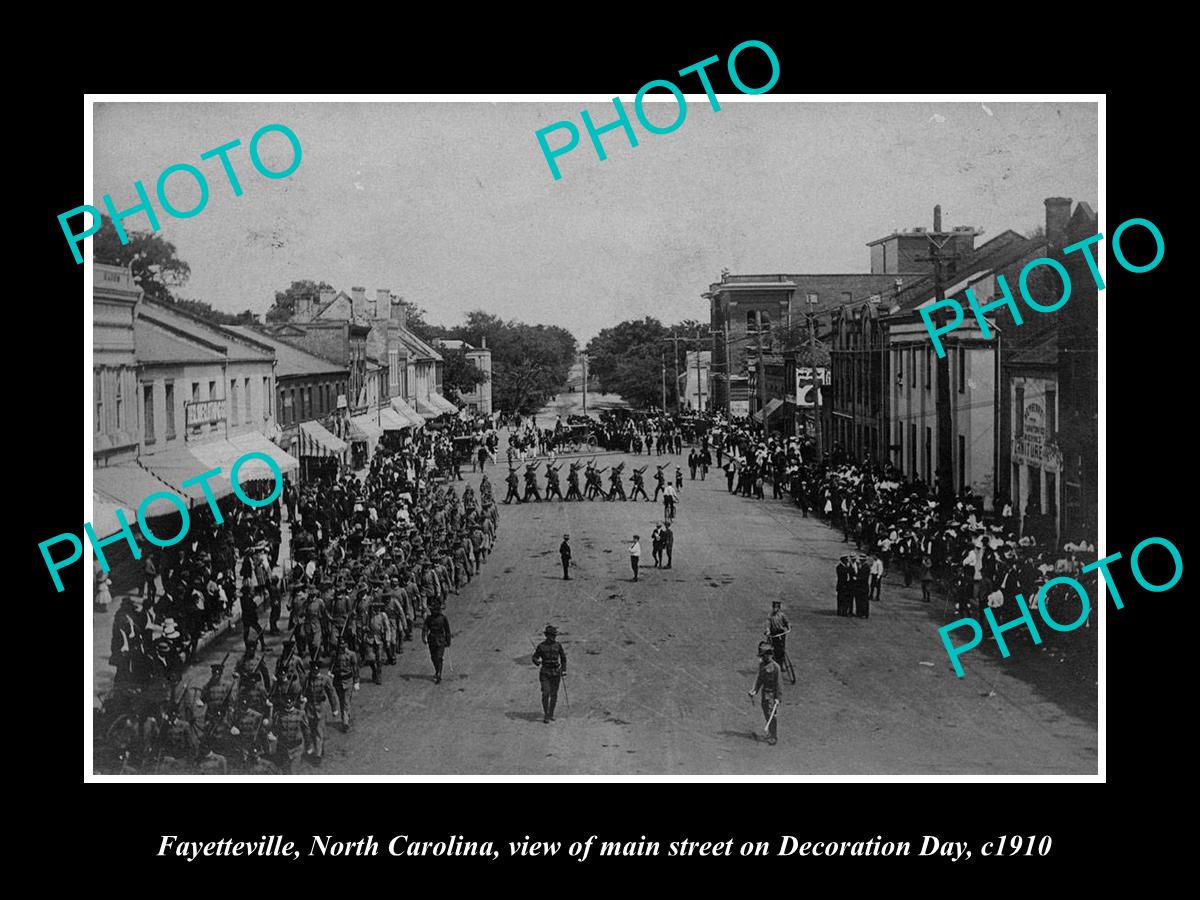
[273,697,307,773]
[565,465,583,501]
[532,626,567,723]
[303,660,339,760]
[504,469,522,504]
[332,642,360,730]
[423,605,452,683]
[766,606,790,663]
[750,650,782,745]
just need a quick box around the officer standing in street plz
[422,600,453,684]
[748,643,782,746]
[532,625,567,723]
[559,534,572,580]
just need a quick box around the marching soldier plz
[607,463,627,501]
[565,462,583,501]
[545,462,564,500]
[629,465,650,501]
[504,467,522,504]
[272,693,307,774]
[331,638,360,732]
[384,584,406,663]
[199,657,235,722]
[532,625,567,723]
[422,600,453,684]
[748,643,782,746]
[294,588,328,659]
[302,656,338,763]
[236,642,271,693]
[362,600,389,685]
[523,461,544,503]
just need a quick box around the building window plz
[143,384,155,444]
[924,426,932,482]
[230,379,239,426]
[244,377,251,424]
[115,378,124,431]
[908,348,914,391]
[909,423,917,477]
[959,434,967,491]
[192,381,200,403]
[165,381,176,440]
[957,348,966,393]
[1015,387,1025,438]
[95,371,103,433]
[924,346,931,390]
[263,377,271,420]
[208,380,216,400]
[289,388,296,423]
[1046,388,1057,435]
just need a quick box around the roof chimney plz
[479,336,486,350]
[319,288,336,306]
[351,286,367,320]
[295,293,312,321]
[390,296,407,328]
[1045,197,1072,254]
[376,289,390,321]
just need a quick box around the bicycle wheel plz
[783,652,797,684]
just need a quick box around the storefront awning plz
[430,391,458,415]
[140,445,235,503]
[348,415,385,442]
[416,396,442,418]
[299,421,348,457]
[391,397,425,427]
[91,492,134,539]
[228,430,301,476]
[377,407,412,432]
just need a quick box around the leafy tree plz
[266,279,334,323]
[93,220,190,304]
[585,317,708,410]
[440,346,489,405]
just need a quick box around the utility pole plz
[755,310,768,427]
[581,352,588,416]
[660,347,667,412]
[671,330,683,415]
[807,303,822,458]
[694,339,704,412]
[918,204,958,508]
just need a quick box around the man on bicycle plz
[765,600,790,670]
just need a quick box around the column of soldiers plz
[97,446,501,775]
[502,458,685,504]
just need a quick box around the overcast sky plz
[93,100,1097,343]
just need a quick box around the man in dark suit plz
[662,523,674,569]
[559,534,572,580]
[836,555,853,616]
[854,555,872,618]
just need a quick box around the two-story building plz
[434,339,493,415]
[133,300,298,505]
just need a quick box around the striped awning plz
[299,421,348,457]
[429,391,458,415]
[390,397,425,427]
[228,430,300,475]
[377,407,412,431]
[348,415,385,442]
[140,445,235,503]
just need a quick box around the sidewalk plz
[92,519,294,707]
